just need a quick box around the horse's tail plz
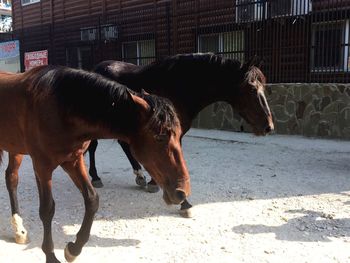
[0,150,3,165]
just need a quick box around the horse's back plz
[94,60,139,83]
[0,66,60,153]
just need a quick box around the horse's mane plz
[26,65,179,134]
[96,53,264,97]
[137,53,264,92]
[244,66,266,89]
[166,53,266,88]
[141,52,242,73]
[137,92,179,134]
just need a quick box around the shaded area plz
[232,209,350,242]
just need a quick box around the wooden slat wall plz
[41,0,51,24]
[52,0,63,22]
[12,0,22,29]
[63,1,90,22]
[120,0,154,9]
[313,0,350,10]
[20,1,42,28]
[172,0,196,53]
[10,0,350,82]
[154,3,171,57]
[105,0,120,11]
[90,0,103,16]
[198,0,235,25]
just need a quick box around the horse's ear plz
[141,89,150,96]
[255,57,264,68]
[125,88,134,104]
[241,55,263,72]
[127,89,149,109]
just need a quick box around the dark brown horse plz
[90,53,274,217]
[0,65,190,263]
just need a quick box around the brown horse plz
[0,65,190,263]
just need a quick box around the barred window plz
[122,40,155,66]
[311,20,350,72]
[66,46,93,70]
[21,0,40,6]
[235,0,266,23]
[198,31,245,62]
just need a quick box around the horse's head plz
[126,91,190,205]
[230,58,274,135]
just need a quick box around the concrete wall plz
[192,83,350,140]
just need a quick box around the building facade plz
[6,0,350,138]
[0,0,11,32]
[9,0,350,83]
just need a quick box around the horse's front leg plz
[88,140,103,188]
[177,136,192,218]
[5,153,29,244]
[179,199,193,218]
[32,159,60,263]
[118,140,147,187]
[61,155,99,262]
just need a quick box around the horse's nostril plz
[265,125,273,134]
[175,189,186,203]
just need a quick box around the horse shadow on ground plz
[0,223,140,251]
[232,209,350,242]
[0,236,140,256]
[21,236,140,251]
[0,208,141,250]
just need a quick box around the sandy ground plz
[0,128,350,263]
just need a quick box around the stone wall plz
[192,83,350,139]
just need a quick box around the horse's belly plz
[0,90,27,153]
[0,134,27,154]
[0,118,27,153]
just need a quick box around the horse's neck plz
[77,105,138,144]
[125,66,230,125]
[57,81,139,141]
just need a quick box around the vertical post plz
[98,16,102,65]
[173,0,178,54]
[166,1,171,56]
[50,0,54,65]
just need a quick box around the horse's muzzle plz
[264,123,274,134]
[254,121,274,136]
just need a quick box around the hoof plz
[179,208,193,218]
[46,252,61,263]
[146,183,160,193]
[14,230,29,244]
[91,179,104,188]
[64,243,77,262]
[11,214,29,244]
[134,170,147,187]
[135,176,147,187]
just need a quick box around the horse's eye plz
[154,134,169,143]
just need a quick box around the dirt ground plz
[0,128,350,263]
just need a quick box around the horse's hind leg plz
[61,155,99,262]
[146,178,160,193]
[5,153,28,244]
[32,159,60,263]
[88,140,103,188]
[118,140,147,187]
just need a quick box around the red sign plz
[24,50,48,71]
